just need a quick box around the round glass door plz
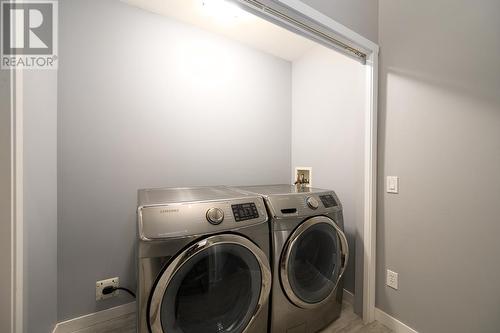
[280,216,348,308]
[149,234,271,333]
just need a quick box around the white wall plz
[58,0,291,320]
[291,45,365,312]
[23,71,58,333]
[377,1,500,332]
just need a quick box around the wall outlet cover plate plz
[386,176,399,193]
[386,269,398,290]
[96,277,119,300]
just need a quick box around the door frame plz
[1,63,14,333]
[8,67,24,333]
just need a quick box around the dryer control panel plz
[138,197,267,241]
[231,202,259,222]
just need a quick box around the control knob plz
[206,208,224,225]
[306,197,319,210]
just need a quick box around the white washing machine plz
[137,186,272,333]
[234,185,349,333]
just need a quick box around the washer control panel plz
[319,194,338,208]
[306,196,319,209]
[264,191,341,219]
[231,202,259,222]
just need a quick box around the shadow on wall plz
[386,66,500,109]
[376,16,500,331]
[378,0,500,331]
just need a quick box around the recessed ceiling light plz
[199,0,251,23]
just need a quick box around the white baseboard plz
[342,288,354,305]
[375,308,418,333]
[52,302,136,333]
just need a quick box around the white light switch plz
[386,269,399,290]
[386,176,399,193]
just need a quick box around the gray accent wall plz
[23,70,59,333]
[58,0,291,320]
[377,0,500,332]
[0,65,12,333]
[301,0,379,43]
[291,45,365,312]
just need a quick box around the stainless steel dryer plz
[137,186,272,333]
[234,185,349,333]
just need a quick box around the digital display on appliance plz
[320,195,338,208]
[231,203,259,222]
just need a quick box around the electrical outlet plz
[96,277,119,300]
[386,269,398,290]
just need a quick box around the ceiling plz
[122,0,317,61]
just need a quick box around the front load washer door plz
[280,216,349,309]
[149,234,271,333]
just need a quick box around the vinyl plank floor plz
[72,313,136,333]
[321,302,392,333]
[73,301,391,333]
